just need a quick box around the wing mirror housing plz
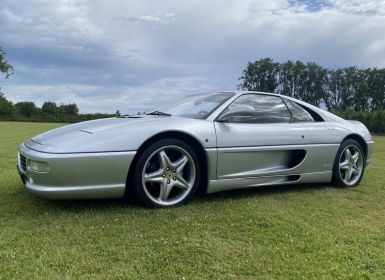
[217,111,255,123]
[216,113,232,123]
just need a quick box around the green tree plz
[41,101,58,120]
[289,62,328,107]
[289,60,306,100]
[0,47,13,79]
[343,66,369,111]
[0,93,14,118]
[59,103,79,116]
[0,47,14,119]
[15,101,39,118]
[326,69,348,109]
[277,60,296,97]
[239,58,280,92]
[367,68,385,110]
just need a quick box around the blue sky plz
[1,0,385,113]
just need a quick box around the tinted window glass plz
[222,94,291,123]
[284,99,314,122]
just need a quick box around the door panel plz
[215,122,310,179]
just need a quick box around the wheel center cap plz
[166,171,174,180]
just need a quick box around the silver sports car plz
[17,91,374,207]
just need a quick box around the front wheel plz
[131,139,201,207]
[332,139,365,188]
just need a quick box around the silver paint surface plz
[17,91,374,199]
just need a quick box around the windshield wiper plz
[146,110,172,116]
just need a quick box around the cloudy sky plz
[1,0,385,113]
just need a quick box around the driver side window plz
[220,94,291,123]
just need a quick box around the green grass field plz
[1,122,385,279]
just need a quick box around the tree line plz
[0,91,147,123]
[239,58,385,133]
[0,94,116,122]
[239,58,385,110]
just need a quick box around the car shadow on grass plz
[23,187,137,211]
[34,183,332,211]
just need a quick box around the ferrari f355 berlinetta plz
[17,91,374,207]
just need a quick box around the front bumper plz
[17,143,136,199]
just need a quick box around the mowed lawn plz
[1,122,385,279]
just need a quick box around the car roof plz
[238,91,295,100]
[213,90,282,97]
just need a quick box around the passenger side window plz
[284,99,314,122]
[219,94,291,123]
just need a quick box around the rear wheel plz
[332,139,365,188]
[131,139,201,207]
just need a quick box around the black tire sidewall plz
[131,138,201,207]
[332,139,365,188]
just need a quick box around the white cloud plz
[1,0,385,113]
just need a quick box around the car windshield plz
[158,92,235,119]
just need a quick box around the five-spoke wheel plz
[333,139,365,188]
[131,139,201,207]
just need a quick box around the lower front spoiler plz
[23,182,126,199]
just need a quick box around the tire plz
[332,139,365,188]
[131,138,201,207]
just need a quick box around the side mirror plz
[217,110,255,123]
[217,112,232,123]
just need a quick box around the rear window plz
[284,99,315,122]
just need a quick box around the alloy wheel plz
[338,144,364,186]
[141,145,196,206]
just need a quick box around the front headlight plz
[28,160,49,173]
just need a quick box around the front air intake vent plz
[20,154,26,172]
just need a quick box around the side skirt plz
[206,171,332,193]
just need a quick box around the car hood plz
[25,116,216,153]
